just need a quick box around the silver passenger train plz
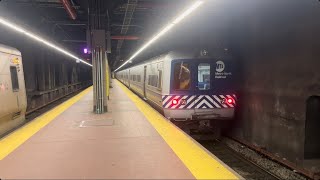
[116,50,237,129]
[0,44,27,137]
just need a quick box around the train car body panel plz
[0,44,27,136]
[128,65,144,97]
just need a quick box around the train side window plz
[148,75,158,87]
[10,66,19,91]
[198,63,210,90]
[173,62,191,90]
[137,75,141,82]
[158,70,162,89]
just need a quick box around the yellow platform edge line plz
[116,80,241,180]
[0,86,92,160]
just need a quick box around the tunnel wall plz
[0,26,92,113]
[214,0,320,171]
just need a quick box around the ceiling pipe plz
[112,36,139,40]
[120,2,167,9]
[60,0,77,20]
[62,36,139,43]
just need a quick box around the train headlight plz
[200,49,208,57]
[226,98,234,104]
[172,99,179,105]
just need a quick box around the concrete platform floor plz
[0,80,240,179]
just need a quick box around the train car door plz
[143,65,147,98]
[10,65,21,115]
[194,60,213,114]
[128,69,131,88]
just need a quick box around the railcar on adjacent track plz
[0,44,27,137]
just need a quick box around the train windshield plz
[173,62,191,90]
[171,58,235,94]
[197,63,210,90]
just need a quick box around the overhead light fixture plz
[83,48,88,54]
[114,0,204,72]
[0,17,92,67]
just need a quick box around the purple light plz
[83,48,88,54]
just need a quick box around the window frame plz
[148,74,159,87]
[137,75,141,82]
[170,59,216,95]
[158,70,162,89]
[10,66,19,91]
[197,63,211,91]
[172,61,192,91]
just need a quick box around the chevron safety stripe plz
[162,94,236,109]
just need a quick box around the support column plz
[92,46,107,113]
[87,0,109,114]
[89,29,107,113]
[37,50,46,92]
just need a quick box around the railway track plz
[182,125,287,179]
[200,139,282,180]
[25,93,76,121]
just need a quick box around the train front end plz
[162,55,237,121]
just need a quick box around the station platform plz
[0,80,241,179]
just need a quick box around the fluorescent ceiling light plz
[0,17,92,67]
[114,0,204,72]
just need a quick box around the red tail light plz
[226,98,234,104]
[172,99,178,105]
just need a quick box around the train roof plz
[129,50,205,65]
[117,49,227,72]
[0,43,21,56]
